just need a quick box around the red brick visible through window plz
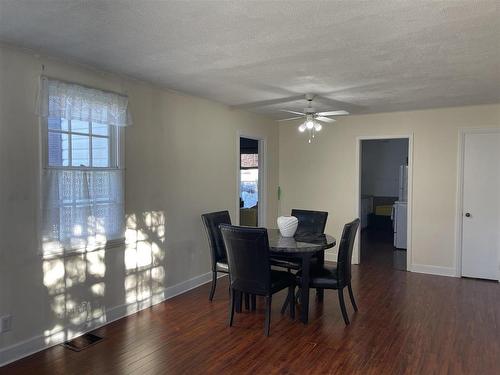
[241,153,258,168]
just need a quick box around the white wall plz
[361,139,408,197]
[279,104,500,271]
[0,44,279,365]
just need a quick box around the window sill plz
[39,237,126,260]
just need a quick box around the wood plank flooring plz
[3,230,499,374]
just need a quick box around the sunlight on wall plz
[42,249,107,345]
[43,325,65,345]
[41,211,167,346]
[87,250,106,277]
[91,282,105,296]
[125,211,166,313]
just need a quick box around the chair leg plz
[228,289,235,327]
[280,292,290,314]
[348,283,358,312]
[251,294,257,311]
[209,271,217,301]
[338,288,350,325]
[281,268,294,314]
[316,288,324,302]
[264,295,272,336]
[236,291,243,313]
[244,293,250,310]
[283,288,302,313]
[288,286,295,320]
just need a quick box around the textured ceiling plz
[0,0,499,117]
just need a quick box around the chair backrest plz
[291,209,329,235]
[201,211,231,268]
[336,219,360,286]
[220,224,271,295]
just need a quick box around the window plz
[47,118,115,168]
[240,153,259,209]
[38,77,131,256]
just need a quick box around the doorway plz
[358,137,410,270]
[458,129,500,281]
[238,136,262,227]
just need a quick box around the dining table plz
[268,229,336,324]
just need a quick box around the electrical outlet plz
[0,315,12,333]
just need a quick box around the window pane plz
[48,117,69,132]
[71,135,90,166]
[71,119,89,134]
[92,136,110,167]
[92,122,109,136]
[48,131,69,166]
[240,169,258,208]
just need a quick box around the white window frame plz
[41,116,126,257]
[42,118,123,171]
[236,132,267,227]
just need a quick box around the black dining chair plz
[271,209,329,271]
[201,211,232,301]
[298,218,360,325]
[220,224,296,336]
[293,209,329,235]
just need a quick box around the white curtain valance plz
[37,76,132,127]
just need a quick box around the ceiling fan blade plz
[316,116,336,123]
[316,110,349,116]
[314,96,362,113]
[277,116,304,122]
[280,109,306,116]
[231,94,306,110]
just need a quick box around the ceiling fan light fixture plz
[275,94,351,142]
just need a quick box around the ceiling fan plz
[277,94,349,142]
[232,92,358,143]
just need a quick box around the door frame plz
[455,127,500,279]
[354,134,414,270]
[236,132,267,227]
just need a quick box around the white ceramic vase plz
[277,216,298,237]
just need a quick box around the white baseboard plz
[326,252,457,278]
[316,253,456,278]
[0,271,221,367]
[410,263,457,277]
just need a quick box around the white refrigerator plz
[398,165,408,201]
[393,201,407,249]
[393,165,408,249]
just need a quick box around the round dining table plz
[267,229,336,324]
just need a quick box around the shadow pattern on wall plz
[41,210,166,346]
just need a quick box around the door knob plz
[465,213,471,217]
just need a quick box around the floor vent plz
[62,332,104,352]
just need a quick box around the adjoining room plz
[239,136,261,227]
[359,138,409,271]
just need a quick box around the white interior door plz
[461,131,500,280]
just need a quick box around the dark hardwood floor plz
[3,232,499,374]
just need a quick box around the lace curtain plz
[40,169,125,256]
[37,76,132,127]
[38,77,129,256]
